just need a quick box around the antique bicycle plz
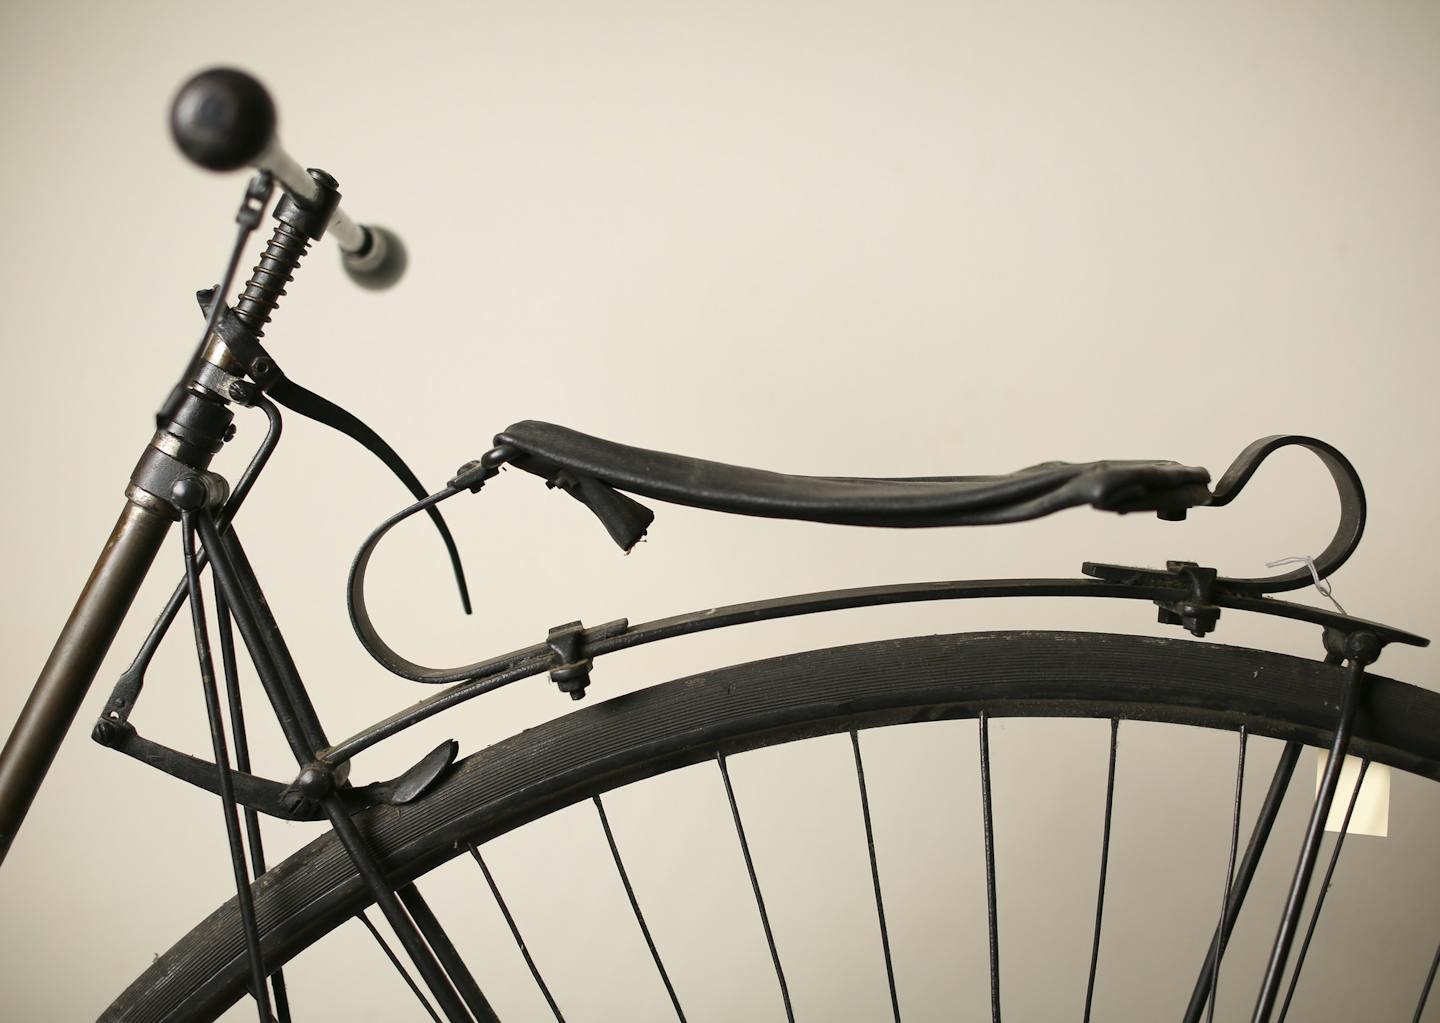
[0,69,1436,1022]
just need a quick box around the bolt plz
[1345,631,1381,665]
[295,765,334,800]
[1180,602,1221,637]
[170,476,209,511]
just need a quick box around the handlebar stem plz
[257,143,365,253]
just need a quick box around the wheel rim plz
[102,631,1440,1022]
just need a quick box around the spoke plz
[182,512,272,1023]
[1252,657,1368,1023]
[978,712,1001,1023]
[1208,726,1248,1023]
[469,844,565,1022]
[592,796,687,1021]
[1275,759,1370,1022]
[399,883,500,1023]
[1414,938,1440,1023]
[324,800,474,1023]
[206,512,471,1023]
[1183,741,1303,1023]
[216,592,292,1023]
[356,910,443,1023]
[717,753,795,1022]
[1082,719,1119,1023]
[850,730,900,1022]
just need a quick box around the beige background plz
[2,1,1438,1019]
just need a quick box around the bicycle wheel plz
[101,630,1440,1022]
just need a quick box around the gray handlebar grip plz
[171,68,406,289]
[342,226,408,290]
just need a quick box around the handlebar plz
[0,67,420,865]
[170,68,405,289]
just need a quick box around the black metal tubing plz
[180,511,273,1023]
[105,397,283,725]
[1208,727,1248,1023]
[347,479,1424,689]
[219,529,331,751]
[196,514,327,764]
[1275,759,1370,1022]
[216,590,293,1022]
[323,798,475,1023]
[327,566,1426,767]
[397,884,499,1023]
[1251,649,1372,1023]
[0,499,173,864]
[1182,740,1304,1023]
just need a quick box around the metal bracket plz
[547,621,592,700]
[1084,558,1402,665]
[285,739,459,815]
[546,619,629,701]
[1322,626,1384,667]
[1157,562,1221,637]
[1084,560,1226,637]
[92,718,324,821]
[94,717,460,821]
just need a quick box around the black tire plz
[101,631,1440,1022]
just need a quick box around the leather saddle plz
[493,421,1213,551]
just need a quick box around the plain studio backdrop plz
[2,2,1438,1020]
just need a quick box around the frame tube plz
[0,500,172,863]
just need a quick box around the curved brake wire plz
[264,375,472,614]
[194,290,472,616]
[348,482,521,684]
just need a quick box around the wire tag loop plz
[1265,555,1346,615]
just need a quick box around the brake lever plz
[196,289,472,614]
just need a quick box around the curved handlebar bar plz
[170,68,405,289]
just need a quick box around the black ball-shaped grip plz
[170,68,276,172]
[343,226,408,290]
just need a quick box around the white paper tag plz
[1315,753,1390,837]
